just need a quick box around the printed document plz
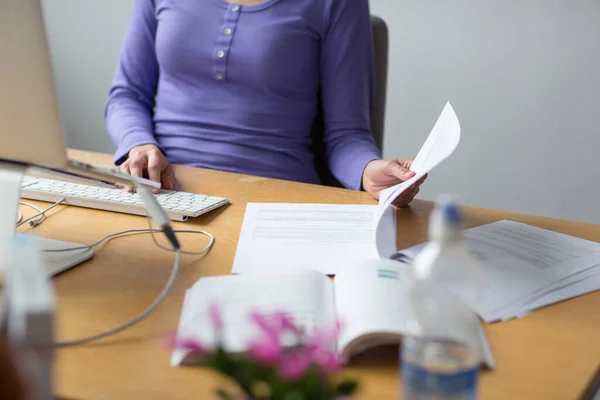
[231,102,462,275]
[231,203,396,275]
[394,220,600,322]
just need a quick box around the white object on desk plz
[394,220,600,322]
[0,165,93,280]
[231,203,396,275]
[0,164,26,272]
[172,260,495,369]
[20,176,229,222]
[3,234,55,400]
[15,234,93,278]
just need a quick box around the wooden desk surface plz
[19,150,600,400]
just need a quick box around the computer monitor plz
[0,0,69,168]
[0,0,158,188]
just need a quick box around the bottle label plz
[402,361,478,399]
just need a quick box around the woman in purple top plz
[105,0,425,205]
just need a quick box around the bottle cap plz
[429,196,462,241]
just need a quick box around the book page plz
[231,203,395,275]
[333,259,412,359]
[171,270,335,366]
[333,259,497,369]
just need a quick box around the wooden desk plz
[18,150,600,400]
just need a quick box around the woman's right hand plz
[120,144,177,193]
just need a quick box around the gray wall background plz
[42,0,600,224]
[41,0,132,153]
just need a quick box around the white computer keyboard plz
[20,176,229,221]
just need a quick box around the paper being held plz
[375,102,461,258]
[230,101,462,274]
[378,102,460,207]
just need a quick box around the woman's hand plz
[120,144,177,193]
[362,159,427,207]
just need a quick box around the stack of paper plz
[231,102,461,275]
[393,220,600,322]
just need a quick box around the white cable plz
[43,227,214,256]
[16,210,23,224]
[56,249,183,347]
[53,216,214,347]
[20,201,44,215]
[16,199,65,228]
[17,202,45,226]
[14,194,212,346]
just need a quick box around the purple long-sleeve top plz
[105,0,381,190]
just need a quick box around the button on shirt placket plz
[214,4,241,81]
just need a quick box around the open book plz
[171,259,494,368]
[231,102,461,275]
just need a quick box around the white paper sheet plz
[519,268,600,315]
[375,102,461,258]
[467,221,600,321]
[393,220,600,322]
[378,102,461,207]
[495,262,600,321]
[231,203,395,275]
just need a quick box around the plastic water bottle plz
[401,199,482,400]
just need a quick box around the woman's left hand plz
[362,158,427,207]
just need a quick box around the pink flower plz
[303,320,345,375]
[250,310,288,343]
[306,321,341,355]
[250,310,302,338]
[311,347,342,376]
[163,334,208,356]
[250,311,277,339]
[178,337,208,354]
[208,302,223,332]
[247,337,283,366]
[272,311,302,334]
[277,350,312,382]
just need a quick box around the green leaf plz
[282,390,305,400]
[335,380,358,396]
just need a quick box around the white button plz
[231,5,240,12]
[217,50,225,58]
[224,28,232,36]
[215,72,224,80]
